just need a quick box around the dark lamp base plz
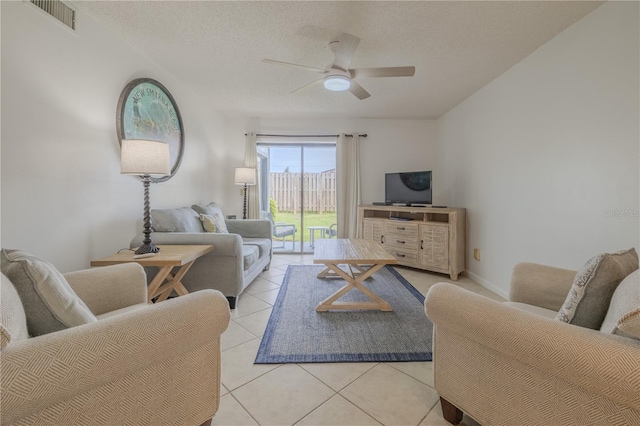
[135,243,160,255]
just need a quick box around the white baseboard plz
[465,270,509,300]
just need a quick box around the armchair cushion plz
[1,273,29,347]
[192,202,229,233]
[556,248,638,329]
[1,249,96,337]
[151,207,202,232]
[601,269,640,339]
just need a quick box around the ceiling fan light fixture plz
[323,75,351,91]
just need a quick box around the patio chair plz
[328,223,338,238]
[261,211,297,250]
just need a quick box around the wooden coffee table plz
[91,245,213,303]
[313,239,398,312]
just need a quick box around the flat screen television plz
[385,171,432,206]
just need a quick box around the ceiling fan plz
[262,33,415,100]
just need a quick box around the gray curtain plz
[336,133,361,238]
[244,132,260,219]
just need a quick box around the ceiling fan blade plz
[332,33,360,71]
[350,66,416,79]
[348,80,370,100]
[291,79,323,94]
[262,59,326,73]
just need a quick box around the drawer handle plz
[397,227,405,230]
[396,240,405,244]
[397,253,406,258]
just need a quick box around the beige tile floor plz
[214,254,504,426]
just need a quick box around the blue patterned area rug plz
[255,265,433,363]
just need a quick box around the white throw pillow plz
[1,249,97,337]
[600,269,639,340]
[0,273,30,347]
[617,309,640,340]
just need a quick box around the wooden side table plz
[91,245,213,303]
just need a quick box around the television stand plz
[358,204,466,280]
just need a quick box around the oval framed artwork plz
[116,78,184,182]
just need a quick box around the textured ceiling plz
[76,1,602,119]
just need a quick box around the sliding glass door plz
[257,142,336,254]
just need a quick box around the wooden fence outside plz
[269,171,336,213]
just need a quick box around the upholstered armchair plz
[425,260,640,425]
[1,254,230,426]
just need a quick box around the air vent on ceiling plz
[30,0,75,30]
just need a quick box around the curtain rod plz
[244,133,367,138]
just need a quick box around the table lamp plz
[121,139,171,254]
[235,167,256,219]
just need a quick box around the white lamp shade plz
[235,167,256,185]
[121,139,171,176]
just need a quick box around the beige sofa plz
[131,202,272,308]
[425,262,640,425]
[1,257,230,426]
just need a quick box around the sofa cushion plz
[1,273,29,347]
[556,248,638,329]
[192,202,229,233]
[600,269,639,340]
[242,245,259,271]
[1,249,97,337]
[151,207,203,232]
[243,238,272,258]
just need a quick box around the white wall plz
[221,118,437,216]
[437,2,639,297]
[1,2,226,272]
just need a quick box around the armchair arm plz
[225,219,271,238]
[509,262,577,311]
[1,290,231,425]
[425,284,640,415]
[64,263,148,316]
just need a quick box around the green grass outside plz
[271,211,337,244]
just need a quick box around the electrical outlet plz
[473,248,481,261]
